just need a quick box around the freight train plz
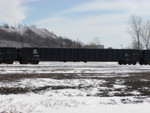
[0,47,149,65]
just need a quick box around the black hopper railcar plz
[0,47,148,65]
[17,48,142,65]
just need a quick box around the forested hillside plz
[0,24,83,48]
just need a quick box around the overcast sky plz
[1,0,150,48]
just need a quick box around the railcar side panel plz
[89,49,96,61]
[142,50,150,64]
[65,49,71,61]
[112,50,119,61]
[107,50,113,61]
[84,49,89,62]
[0,48,17,63]
[102,49,107,61]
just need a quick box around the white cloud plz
[0,0,35,25]
[22,0,38,3]
[35,13,130,48]
[63,0,150,15]
[35,0,150,48]
[62,0,133,13]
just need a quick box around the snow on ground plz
[0,62,150,74]
[0,95,150,113]
[0,62,150,113]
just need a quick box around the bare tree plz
[3,24,9,29]
[130,38,144,49]
[85,37,101,48]
[90,37,101,45]
[141,21,150,49]
[129,15,142,49]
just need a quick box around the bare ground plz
[0,72,150,99]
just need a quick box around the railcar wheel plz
[9,61,13,64]
[118,61,122,65]
[84,61,87,63]
[144,63,148,65]
[6,61,13,64]
[31,61,39,64]
[132,62,136,65]
[139,61,144,65]
[123,62,127,65]
[19,61,28,64]
[19,61,23,64]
